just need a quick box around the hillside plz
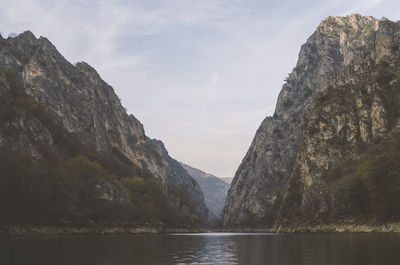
[0,31,208,230]
[180,163,230,220]
[222,14,400,231]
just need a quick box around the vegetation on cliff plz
[0,32,205,228]
[223,14,400,230]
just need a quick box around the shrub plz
[375,61,395,86]
[122,176,166,221]
[357,137,400,218]
[273,128,282,138]
[54,156,105,201]
[282,98,294,109]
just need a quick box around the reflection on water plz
[1,232,400,265]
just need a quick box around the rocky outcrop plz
[0,31,207,227]
[151,140,209,223]
[276,18,400,229]
[222,14,400,228]
[180,163,230,220]
[0,30,164,182]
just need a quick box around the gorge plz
[1,14,400,234]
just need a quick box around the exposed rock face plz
[151,140,209,223]
[222,14,398,228]
[0,31,208,226]
[276,18,400,229]
[180,162,230,220]
[0,31,164,182]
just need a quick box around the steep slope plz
[222,14,387,228]
[180,163,230,220]
[151,140,209,223]
[276,17,400,230]
[219,177,233,184]
[0,31,207,227]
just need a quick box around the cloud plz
[0,0,399,177]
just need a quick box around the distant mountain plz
[180,163,230,220]
[219,177,233,184]
[151,140,209,223]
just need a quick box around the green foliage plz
[0,148,60,224]
[364,26,375,38]
[390,43,399,52]
[356,138,400,218]
[282,98,293,109]
[349,177,368,214]
[375,61,396,86]
[0,68,26,122]
[360,85,368,95]
[325,17,339,27]
[341,23,351,32]
[54,156,105,201]
[273,128,282,138]
[2,68,25,96]
[303,86,312,98]
[348,28,361,41]
[122,176,152,202]
[373,135,383,145]
[0,144,186,226]
[121,176,181,223]
[375,61,400,129]
[0,67,192,227]
[308,125,319,135]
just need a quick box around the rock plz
[0,30,208,227]
[151,139,209,223]
[180,162,230,220]
[222,14,400,229]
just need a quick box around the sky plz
[0,0,399,177]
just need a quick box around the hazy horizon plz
[1,0,399,177]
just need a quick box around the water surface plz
[1,232,400,264]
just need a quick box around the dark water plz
[1,232,400,265]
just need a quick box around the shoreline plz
[0,225,208,237]
[274,222,400,233]
[220,222,400,233]
[3,222,400,236]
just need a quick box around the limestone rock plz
[0,30,208,226]
[222,14,400,228]
[180,162,230,220]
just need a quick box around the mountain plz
[180,163,230,220]
[0,31,208,229]
[222,14,400,231]
[219,177,233,184]
[151,140,209,223]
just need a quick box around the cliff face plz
[151,140,209,223]
[0,31,164,181]
[180,163,230,220]
[276,18,400,229]
[0,31,207,226]
[222,15,399,228]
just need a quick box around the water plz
[1,232,400,265]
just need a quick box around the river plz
[1,232,400,264]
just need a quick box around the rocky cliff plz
[180,162,230,220]
[222,14,400,229]
[0,31,207,227]
[151,140,209,222]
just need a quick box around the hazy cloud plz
[0,0,399,177]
